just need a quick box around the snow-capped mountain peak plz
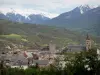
[0,8,59,19]
[78,4,99,14]
[0,8,58,24]
[79,5,91,14]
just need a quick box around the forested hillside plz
[0,19,100,51]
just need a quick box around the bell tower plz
[86,34,92,51]
[49,41,56,53]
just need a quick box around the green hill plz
[0,19,99,50]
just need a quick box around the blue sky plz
[0,0,100,18]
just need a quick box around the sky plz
[0,0,100,18]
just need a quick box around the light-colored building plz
[49,41,56,53]
[86,34,92,51]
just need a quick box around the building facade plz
[86,34,92,51]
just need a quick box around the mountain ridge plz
[43,5,100,36]
[0,5,100,36]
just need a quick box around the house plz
[32,60,49,67]
[62,34,92,53]
[67,45,86,52]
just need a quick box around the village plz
[0,34,100,69]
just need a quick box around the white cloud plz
[0,0,100,15]
[0,8,59,18]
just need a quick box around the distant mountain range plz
[0,5,100,35]
[43,5,100,36]
[0,5,93,25]
[44,5,100,28]
[0,12,50,24]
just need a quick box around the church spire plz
[86,34,91,51]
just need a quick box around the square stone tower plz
[49,41,56,53]
[86,34,92,51]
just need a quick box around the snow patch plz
[79,5,91,14]
[0,8,59,18]
[80,8,84,14]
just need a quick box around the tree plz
[64,48,100,75]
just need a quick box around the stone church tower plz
[49,41,56,53]
[86,34,92,51]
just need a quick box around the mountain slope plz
[0,8,51,24]
[43,5,92,28]
[0,19,86,49]
[43,5,100,36]
[0,19,100,51]
[0,5,100,36]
